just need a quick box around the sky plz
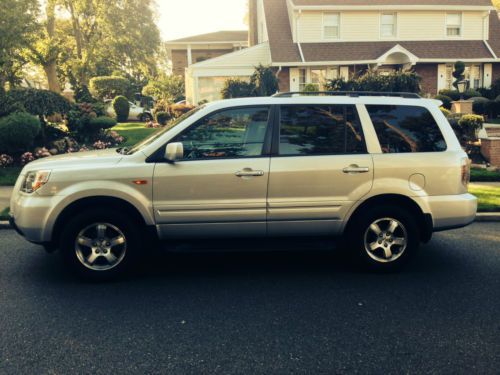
[157,0,248,41]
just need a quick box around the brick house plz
[185,0,500,104]
[165,30,248,76]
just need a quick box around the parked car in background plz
[104,99,153,122]
[9,92,477,280]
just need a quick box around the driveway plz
[0,223,499,373]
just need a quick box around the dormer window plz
[381,13,397,38]
[323,13,340,40]
[446,13,462,37]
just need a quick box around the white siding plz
[297,10,488,42]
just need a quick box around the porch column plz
[187,44,193,66]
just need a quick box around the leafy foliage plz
[89,117,117,131]
[452,61,465,90]
[0,112,41,155]
[221,79,256,99]
[112,96,130,122]
[438,89,482,101]
[251,65,279,96]
[67,102,107,140]
[302,83,319,93]
[325,71,421,93]
[142,75,185,103]
[434,95,452,110]
[89,76,130,100]
[155,112,171,126]
[7,88,71,117]
[169,104,196,119]
[458,114,483,142]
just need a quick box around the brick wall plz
[481,138,500,167]
[171,49,236,76]
[414,64,438,95]
[277,67,290,92]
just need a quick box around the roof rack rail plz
[272,91,421,99]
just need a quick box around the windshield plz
[125,105,205,155]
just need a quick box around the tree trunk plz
[43,63,61,93]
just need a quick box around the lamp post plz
[457,79,469,100]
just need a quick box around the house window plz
[381,13,397,38]
[323,13,340,39]
[299,69,307,91]
[446,13,462,37]
[444,64,482,90]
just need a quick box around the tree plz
[142,75,185,103]
[0,0,39,88]
[493,0,500,9]
[89,76,130,100]
[452,61,466,90]
[251,64,279,96]
[221,79,256,99]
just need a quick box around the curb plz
[1,214,500,230]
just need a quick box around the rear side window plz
[279,105,366,156]
[366,105,446,153]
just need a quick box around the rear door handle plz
[235,169,265,177]
[343,165,370,174]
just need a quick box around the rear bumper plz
[423,193,478,231]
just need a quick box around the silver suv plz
[10,93,477,279]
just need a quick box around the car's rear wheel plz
[60,208,141,280]
[348,206,419,272]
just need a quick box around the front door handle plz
[343,165,370,174]
[235,168,265,177]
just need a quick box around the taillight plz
[461,157,470,190]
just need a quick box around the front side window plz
[381,13,397,38]
[446,13,462,37]
[175,106,270,160]
[367,105,447,153]
[279,105,366,156]
[323,13,340,39]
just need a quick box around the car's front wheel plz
[60,208,141,280]
[348,206,419,272]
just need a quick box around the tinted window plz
[279,105,366,156]
[366,105,446,153]
[175,107,269,160]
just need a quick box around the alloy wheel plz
[363,217,408,263]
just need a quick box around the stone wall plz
[481,137,500,167]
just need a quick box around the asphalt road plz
[0,224,499,374]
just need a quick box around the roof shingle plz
[166,31,248,44]
[292,0,493,6]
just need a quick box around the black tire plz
[140,113,153,122]
[347,205,420,272]
[59,208,142,281]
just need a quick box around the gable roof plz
[263,0,500,64]
[166,31,248,44]
[292,0,494,7]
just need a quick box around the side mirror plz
[165,142,184,162]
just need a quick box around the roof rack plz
[272,91,421,99]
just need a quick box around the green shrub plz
[169,103,195,118]
[326,71,421,93]
[155,111,171,125]
[221,79,256,99]
[251,64,279,96]
[0,112,41,155]
[472,97,491,115]
[302,83,319,93]
[435,94,453,110]
[112,96,130,122]
[439,90,461,101]
[88,116,117,132]
[8,88,71,118]
[440,107,452,117]
[452,61,465,89]
[458,114,483,142]
[89,76,130,100]
[142,75,185,103]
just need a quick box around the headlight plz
[21,170,51,193]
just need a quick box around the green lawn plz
[469,185,500,212]
[112,122,157,147]
[0,167,22,186]
[471,168,500,182]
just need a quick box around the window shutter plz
[290,68,300,92]
[437,64,447,92]
[483,63,492,88]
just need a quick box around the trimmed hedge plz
[0,112,41,155]
[434,94,452,110]
[89,76,130,100]
[112,96,130,122]
[438,89,482,101]
[7,88,71,117]
[89,116,117,132]
[326,71,421,93]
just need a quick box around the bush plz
[438,89,482,101]
[74,85,95,103]
[440,107,452,117]
[112,96,130,122]
[88,117,117,132]
[435,95,453,110]
[142,75,185,103]
[0,112,41,155]
[326,71,421,93]
[66,102,109,141]
[7,88,71,118]
[302,83,319,93]
[169,103,195,118]
[472,97,491,115]
[221,79,256,99]
[155,111,171,125]
[458,114,483,142]
[89,76,130,100]
[251,64,279,96]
